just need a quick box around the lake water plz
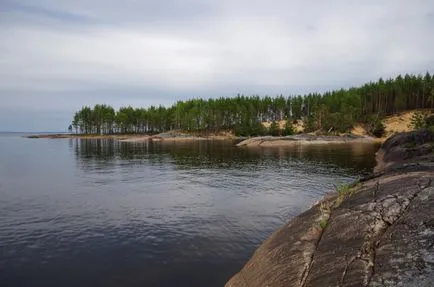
[0,133,379,287]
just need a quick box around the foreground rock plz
[226,129,434,287]
[236,134,377,147]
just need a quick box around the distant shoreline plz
[25,133,236,142]
[25,132,383,145]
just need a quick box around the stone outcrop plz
[236,134,377,147]
[226,129,434,287]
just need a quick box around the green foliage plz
[319,218,329,229]
[234,119,265,137]
[71,73,434,136]
[337,184,351,195]
[334,183,353,208]
[426,114,434,127]
[304,116,317,133]
[410,111,426,129]
[269,121,280,136]
[282,120,294,136]
[372,121,386,138]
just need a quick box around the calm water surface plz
[0,133,379,287]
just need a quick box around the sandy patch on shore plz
[350,124,369,136]
[261,120,305,133]
[383,111,415,136]
[350,110,426,141]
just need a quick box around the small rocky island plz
[226,129,434,287]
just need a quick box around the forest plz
[70,73,434,136]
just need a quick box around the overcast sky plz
[1,0,434,131]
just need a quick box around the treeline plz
[70,73,434,136]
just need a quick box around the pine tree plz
[269,121,280,136]
[282,120,294,136]
[70,73,434,136]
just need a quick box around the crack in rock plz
[340,181,428,287]
[299,227,326,287]
[299,201,333,287]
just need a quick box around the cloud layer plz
[1,0,434,131]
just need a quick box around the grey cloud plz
[1,0,434,131]
[1,1,93,23]
[6,0,213,25]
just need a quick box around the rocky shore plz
[26,133,148,140]
[226,129,434,287]
[236,134,378,147]
[25,132,235,142]
[26,132,380,147]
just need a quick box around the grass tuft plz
[334,183,355,208]
[319,218,328,229]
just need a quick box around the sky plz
[1,0,434,131]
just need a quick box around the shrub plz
[410,111,426,130]
[251,121,266,136]
[304,116,316,133]
[282,120,294,136]
[319,218,328,229]
[337,184,351,195]
[425,114,434,127]
[334,183,353,208]
[235,120,266,137]
[372,121,386,138]
[269,121,281,136]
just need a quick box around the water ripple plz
[0,136,379,287]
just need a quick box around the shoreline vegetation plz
[26,109,423,145]
[25,111,422,145]
[28,73,434,145]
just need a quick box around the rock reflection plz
[72,139,380,174]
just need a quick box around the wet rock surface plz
[226,130,434,287]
